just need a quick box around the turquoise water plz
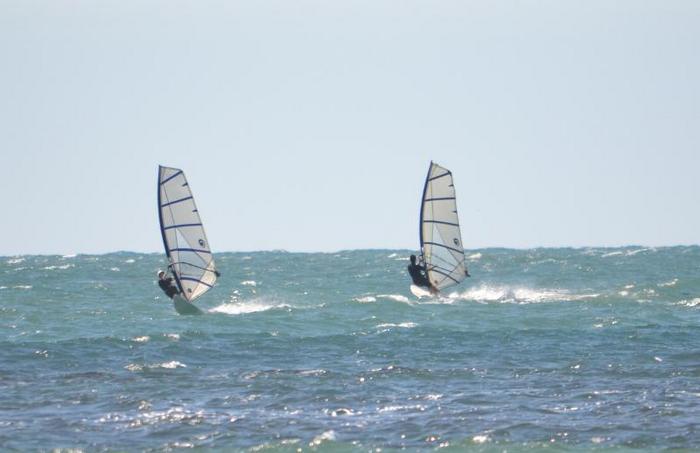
[1,247,700,451]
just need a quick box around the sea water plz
[1,247,700,451]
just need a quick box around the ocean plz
[1,247,700,451]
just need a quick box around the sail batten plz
[158,166,217,302]
[419,162,467,291]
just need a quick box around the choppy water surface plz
[1,247,700,450]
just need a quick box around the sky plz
[1,0,699,255]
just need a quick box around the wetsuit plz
[407,262,431,288]
[158,276,180,299]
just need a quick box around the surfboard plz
[412,161,469,296]
[410,284,434,299]
[172,294,204,315]
[158,165,219,311]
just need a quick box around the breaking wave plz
[209,298,291,315]
[446,285,600,304]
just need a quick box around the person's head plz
[157,270,166,279]
[410,255,416,264]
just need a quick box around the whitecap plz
[377,294,410,303]
[310,430,336,446]
[125,361,186,371]
[601,251,623,258]
[353,296,376,303]
[110,267,120,272]
[377,404,425,413]
[241,280,257,287]
[376,322,417,329]
[13,285,32,290]
[209,299,290,315]
[473,434,490,444]
[676,298,700,307]
[387,253,398,258]
[448,285,598,304]
[62,254,77,259]
[124,259,135,264]
[42,264,73,270]
[158,361,186,369]
[132,336,150,343]
[627,247,654,256]
[467,252,482,260]
[298,369,327,377]
[6,258,24,264]
[658,279,678,287]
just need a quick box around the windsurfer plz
[408,255,438,294]
[157,270,180,299]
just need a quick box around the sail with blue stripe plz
[419,161,468,291]
[158,165,218,302]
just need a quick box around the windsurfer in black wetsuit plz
[407,255,438,294]
[157,270,180,299]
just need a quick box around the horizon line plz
[1,243,699,258]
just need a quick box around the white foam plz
[377,294,411,303]
[658,279,678,287]
[158,361,186,369]
[377,404,425,413]
[124,259,135,264]
[110,267,120,272]
[209,298,290,315]
[676,298,700,307]
[627,248,653,256]
[42,264,73,270]
[467,252,482,260]
[132,336,150,343]
[473,434,490,444]
[387,253,398,258]
[13,285,32,290]
[62,254,77,259]
[125,361,186,372]
[376,322,417,329]
[353,296,376,303]
[241,280,257,287]
[310,430,336,446]
[6,258,24,264]
[601,251,623,258]
[448,285,598,304]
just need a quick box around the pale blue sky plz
[1,0,698,255]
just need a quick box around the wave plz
[376,322,418,329]
[676,298,700,308]
[125,361,187,372]
[209,298,291,315]
[446,285,600,304]
[376,294,411,303]
[353,296,377,303]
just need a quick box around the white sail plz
[158,166,217,302]
[420,161,467,290]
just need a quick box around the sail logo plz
[198,239,205,247]
[453,238,460,246]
